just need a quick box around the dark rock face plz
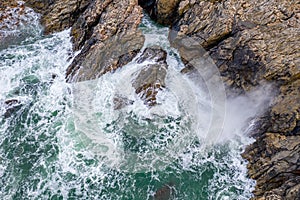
[139,0,181,25]
[25,0,145,82]
[65,0,145,82]
[24,0,90,34]
[132,46,168,106]
[166,0,300,199]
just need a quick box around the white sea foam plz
[0,11,260,200]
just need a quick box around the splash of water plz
[0,10,257,200]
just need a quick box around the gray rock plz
[132,46,168,107]
[158,0,300,198]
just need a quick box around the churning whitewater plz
[0,9,256,200]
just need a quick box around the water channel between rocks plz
[0,10,256,200]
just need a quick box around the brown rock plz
[139,0,181,25]
[0,1,36,48]
[168,0,300,198]
[24,0,90,34]
[132,46,168,106]
[171,0,300,91]
[66,0,145,82]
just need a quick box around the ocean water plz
[0,7,255,200]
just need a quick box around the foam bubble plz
[0,12,257,200]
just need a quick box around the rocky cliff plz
[161,0,299,199]
[8,0,300,199]
[140,0,300,199]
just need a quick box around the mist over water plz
[0,9,273,200]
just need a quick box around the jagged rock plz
[166,0,300,198]
[171,0,300,91]
[242,132,300,199]
[139,0,181,25]
[113,96,134,110]
[25,0,145,82]
[269,80,300,134]
[0,1,37,49]
[24,0,90,34]
[132,46,168,106]
[65,0,145,82]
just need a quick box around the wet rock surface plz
[0,1,38,49]
[3,99,23,118]
[167,0,300,198]
[132,46,168,106]
[113,96,134,110]
[139,0,181,25]
[65,0,145,82]
[24,0,145,82]
[24,0,90,34]
[153,183,175,200]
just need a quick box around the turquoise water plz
[0,9,255,200]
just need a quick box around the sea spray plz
[0,10,259,200]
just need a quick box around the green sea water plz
[0,10,255,200]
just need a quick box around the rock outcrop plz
[132,46,168,106]
[166,0,300,199]
[0,1,38,49]
[24,0,145,82]
[66,0,144,82]
[24,0,90,34]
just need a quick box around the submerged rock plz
[3,99,22,118]
[113,96,134,110]
[153,183,175,200]
[132,46,168,107]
